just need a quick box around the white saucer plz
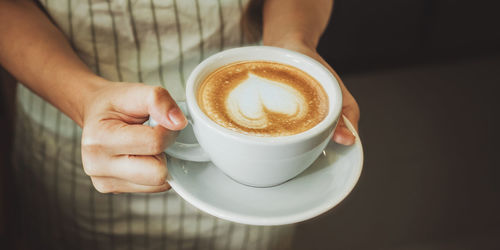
[166,117,363,226]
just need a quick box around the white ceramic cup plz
[163,46,343,187]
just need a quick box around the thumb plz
[110,84,187,130]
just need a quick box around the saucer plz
[166,116,363,225]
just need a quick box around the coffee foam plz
[225,73,308,129]
[197,61,329,137]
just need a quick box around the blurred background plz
[294,0,500,249]
[1,0,499,249]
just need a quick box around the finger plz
[91,176,171,194]
[83,120,178,155]
[110,84,187,130]
[326,66,360,132]
[83,153,168,186]
[311,55,360,136]
[341,98,360,132]
[332,116,356,146]
[342,105,360,132]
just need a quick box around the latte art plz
[197,61,329,136]
[225,74,308,129]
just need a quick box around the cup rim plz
[186,46,342,145]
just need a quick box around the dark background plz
[1,0,500,249]
[319,0,500,74]
[293,0,500,249]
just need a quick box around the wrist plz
[263,36,321,63]
[71,74,109,127]
[263,32,318,52]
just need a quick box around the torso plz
[13,1,294,249]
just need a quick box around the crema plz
[197,61,329,137]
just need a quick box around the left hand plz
[269,42,360,145]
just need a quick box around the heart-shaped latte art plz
[225,74,308,129]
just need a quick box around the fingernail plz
[334,127,355,145]
[168,107,187,127]
[343,128,356,145]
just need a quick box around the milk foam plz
[197,61,329,137]
[225,74,307,129]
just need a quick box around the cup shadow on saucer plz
[295,142,351,180]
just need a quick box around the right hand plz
[80,81,187,193]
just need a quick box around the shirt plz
[12,0,294,249]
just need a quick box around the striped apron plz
[12,0,294,249]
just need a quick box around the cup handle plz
[164,123,211,162]
[148,102,211,162]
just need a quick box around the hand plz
[80,81,187,193]
[269,42,360,145]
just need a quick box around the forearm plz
[262,0,333,49]
[0,0,106,126]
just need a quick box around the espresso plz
[197,61,329,137]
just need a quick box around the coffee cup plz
[161,46,342,187]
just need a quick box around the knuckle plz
[148,170,167,186]
[149,160,167,186]
[150,86,169,104]
[148,137,165,155]
[149,131,167,155]
[126,155,166,186]
[156,184,171,193]
[91,178,116,194]
[82,162,98,176]
[152,171,167,186]
[81,155,101,176]
[81,131,103,155]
